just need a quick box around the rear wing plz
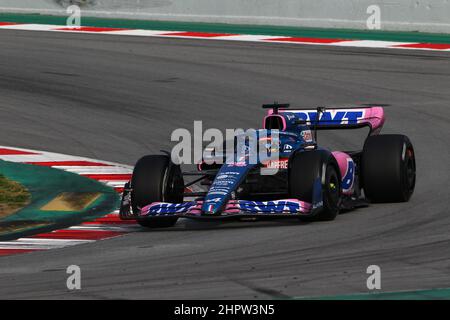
[273,106,385,134]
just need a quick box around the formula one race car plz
[119,104,416,228]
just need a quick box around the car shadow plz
[137,218,315,232]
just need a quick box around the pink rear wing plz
[276,106,385,134]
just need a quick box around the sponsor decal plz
[208,190,230,195]
[214,180,235,186]
[312,200,323,209]
[264,158,289,169]
[143,199,311,215]
[227,161,246,167]
[207,191,228,196]
[237,200,308,214]
[286,114,295,120]
[283,144,293,152]
[341,158,355,192]
[216,172,240,180]
[144,202,196,215]
[289,110,365,125]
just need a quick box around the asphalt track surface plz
[0,29,449,299]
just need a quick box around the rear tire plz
[131,155,184,228]
[289,151,341,221]
[362,134,416,202]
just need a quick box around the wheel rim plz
[403,148,416,198]
[165,167,184,203]
[328,174,339,204]
[326,166,340,209]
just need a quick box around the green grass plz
[0,174,30,215]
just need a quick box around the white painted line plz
[69,225,140,232]
[108,29,181,36]
[59,167,132,174]
[215,34,286,42]
[334,40,416,48]
[0,238,95,250]
[0,24,56,31]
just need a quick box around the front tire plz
[131,155,184,228]
[362,134,416,202]
[289,151,341,221]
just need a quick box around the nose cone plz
[202,201,222,215]
[202,161,255,215]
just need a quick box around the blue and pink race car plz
[119,104,416,228]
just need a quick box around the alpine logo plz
[283,144,293,152]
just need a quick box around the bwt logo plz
[239,200,302,213]
[289,110,365,125]
[147,202,194,214]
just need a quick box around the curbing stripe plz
[266,36,346,43]
[0,249,39,256]
[54,26,128,32]
[0,22,449,52]
[26,161,112,167]
[0,147,37,155]
[0,146,134,256]
[29,229,125,240]
[393,42,450,50]
[80,173,132,181]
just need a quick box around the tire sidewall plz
[289,150,341,221]
[131,155,183,227]
[362,134,416,202]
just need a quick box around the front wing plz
[139,199,313,219]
